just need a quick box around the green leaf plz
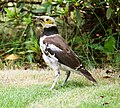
[32,2,51,14]
[32,7,46,13]
[6,48,14,54]
[64,2,69,14]
[23,17,31,24]
[90,44,104,51]
[18,3,25,11]
[27,54,33,63]
[69,36,82,47]
[4,8,16,18]
[104,36,116,53]
[76,9,82,27]
[57,0,63,4]
[106,7,112,20]
[41,2,51,8]
[115,53,120,66]
[4,8,11,14]
[47,5,52,15]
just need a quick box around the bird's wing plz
[43,34,97,83]
[43,34,81,69]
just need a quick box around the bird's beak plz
[32,16,44,26]
[32,16,37,22]
[32,16,44,22]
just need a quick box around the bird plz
[32,16,97,90]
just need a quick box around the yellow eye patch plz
[44,19,53,24]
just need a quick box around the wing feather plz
[43,35,81,69]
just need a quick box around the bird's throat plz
[41,26,58,36]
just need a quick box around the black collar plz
[41,26,58,37]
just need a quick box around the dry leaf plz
[4,54,20,60]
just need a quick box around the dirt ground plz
[0,69,54,87]
[0,68,119,87]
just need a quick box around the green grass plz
[0,69,120,108]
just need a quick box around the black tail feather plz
[78,68,97,83]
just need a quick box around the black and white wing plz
[43,34,81,69]
[43,34,97,83]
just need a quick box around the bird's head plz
[32,16,57,28]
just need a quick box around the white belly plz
[40,35,77,72]
[42,53,59,69]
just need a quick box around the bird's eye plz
[46,19,49,21]
[45,19,53,24]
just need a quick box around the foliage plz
[0,0,119,69]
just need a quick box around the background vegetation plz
[0,0,120,70]
[0,1,120,108]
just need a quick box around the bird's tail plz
[78,68,97,83]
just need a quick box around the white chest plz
[40,36,46,53]
[40,36,59,68]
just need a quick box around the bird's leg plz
[62,71,71,86]
[50,70,60,90]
